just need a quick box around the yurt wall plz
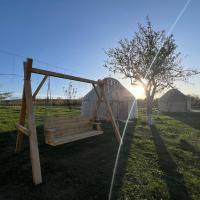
[81,78,137,121]
[158,89,191,112]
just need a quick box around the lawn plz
[114,109,200,200]
[0,106,199,200]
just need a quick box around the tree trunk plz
[146,96,154,126]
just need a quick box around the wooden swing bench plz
[44,116,103,146]
[15,58,121,185]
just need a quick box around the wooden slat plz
[43,114,103,145]
[47,130,103,146]
[44,118,89,127]
[45,126,93,138]
[16,123,29,136]
[31,67,98,84]
[45,120,90,129]
[44,116,89,124]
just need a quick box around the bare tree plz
[105,17,198,125]
[63,82,77,111]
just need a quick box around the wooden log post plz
[24,58,42,184]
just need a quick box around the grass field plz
[0,106,199,200]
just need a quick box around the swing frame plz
[15,58,121,185]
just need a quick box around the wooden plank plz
[15,62,27,154]
[47,130,103,146]
[45,126,93,138]
[44,115,88,122]
[44,117,89,126]
[45,120,90,129]
[24,58,42,185]
[32,75,48,100]
[16,123,29,136]
[31,67,98,84]
[101,84,121,143]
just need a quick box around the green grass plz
[115,109,200,200]
[0,105,199,200]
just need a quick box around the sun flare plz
[129,85,145,99]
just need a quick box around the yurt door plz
[119,102,128,121]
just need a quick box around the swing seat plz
[44,116,103,146]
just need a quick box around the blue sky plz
[0,0,199,99]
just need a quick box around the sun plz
[129,85,145,99]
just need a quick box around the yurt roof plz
[83,77,135,101]
[159,89,189,102]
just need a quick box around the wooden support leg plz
[101,85,121,143]
[25,58,42,184]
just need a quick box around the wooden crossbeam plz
[31,67,98,84]
[16,123,29,136]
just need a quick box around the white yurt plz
[81,78,138,122]
[158,89,191,112]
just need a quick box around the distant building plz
[81,78,138,122]
[158,89,191,112]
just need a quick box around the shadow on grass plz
[150,125,191,200]
[164,112,200,130]
[110,120,137,200]
[0,121,135,200]
[180,139,200,158]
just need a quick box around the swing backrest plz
[44,115,103,146]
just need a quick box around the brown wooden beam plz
[33,75,48,100]
[24,58,42,184]
[92,83,101,100]
[31,67,98,84]
[101,84,121,143]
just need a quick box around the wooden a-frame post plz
[15,58,42,184]
[100,82,121,143]
[92,81,121,143]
